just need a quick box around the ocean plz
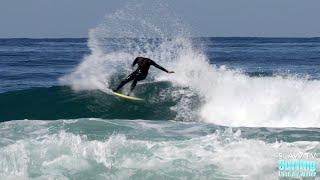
[0,37,319,179]
[0,3,320,178]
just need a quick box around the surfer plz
[113,57,174,94]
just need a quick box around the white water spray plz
[60,1,320,128]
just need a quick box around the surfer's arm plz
[150,60,171,73]
[130,58,139,73]
[132,57,139,68]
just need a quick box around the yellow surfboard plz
[112,92,144,101]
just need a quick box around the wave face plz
[1,119,319,179]
[56,1,320,128]
[0,83,201,121]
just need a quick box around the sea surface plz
[0,37,320,179]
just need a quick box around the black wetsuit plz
[114,57,169,92]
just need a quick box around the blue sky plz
[0,0,319,38]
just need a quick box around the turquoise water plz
[1,119,319,179]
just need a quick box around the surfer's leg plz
[130,78,138,92]
[128,74,146,94]
[114,74,134,92]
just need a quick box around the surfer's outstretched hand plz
[168,71,175,73]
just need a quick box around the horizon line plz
[0,36,319,39]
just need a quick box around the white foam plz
[0,129,319,179]
[163,51,320,127]
[0,141,29,179]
